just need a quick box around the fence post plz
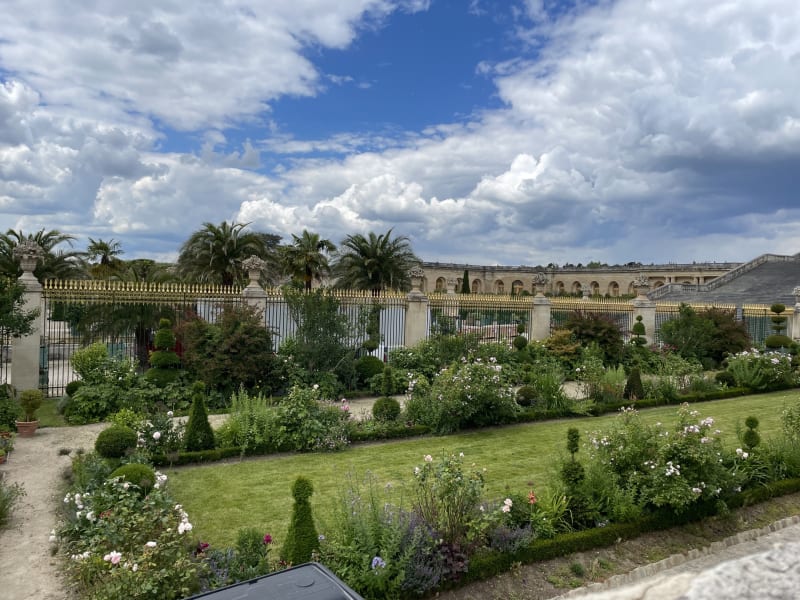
[631,274,656,345]
[240,255,267,317]
[792,287,800,340]
[10,241,45,392]
[405,267,428,348]
[530,273,551,341]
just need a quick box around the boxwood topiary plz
[109,463,156,493]
[95,425,138,459]
[184,382,215,452]
[355,355,385,387]
[282,476,319,565]
[372,396,401,423]
[65,380,84,397]
[515,385,537,407]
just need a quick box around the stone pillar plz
[10,241,44,392]
[792,287,800,340]
[240,255,267,317]
[405,267,429,347]
[530,272,551,341]
[631,274,656,345]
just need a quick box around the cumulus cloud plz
[2,0,800,265]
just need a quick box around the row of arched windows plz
[425,277,693,296]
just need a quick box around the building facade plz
[419,262,740,297]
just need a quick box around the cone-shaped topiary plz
[184,381,215,451]
[281,476,319,565]
[623,367,645,401]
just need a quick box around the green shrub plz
[623,367,645,400]
[354,356,385,387]
[0,384,17,431]
[515,385,537,407]
[714,371,736,387]
[513,335,528,351]
[282,477,319,565]
[564,311,624,366]
[95,425,138,459]
[65,380,84,397]
[765,335,793,350]
[18,389,43,421]
[146,318,182,387]
[183,382,215,452]
[524,360,569,411]
[275,385,350,452]
[367,368,408,396]
[109,463,156,493]
[372,396,401,423]
[70,342,110,385]
[230,526,273,581]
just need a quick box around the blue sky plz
[1,0,800,267]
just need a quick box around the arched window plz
[654,280,664,288]
[494,280,505,294]
[608,281,620,297]
[572,281,582,295]
[590,281,600,296]
[435,277,446,292]
[512,280,524,295]
[555,281,565,295]
[471,279,482,293]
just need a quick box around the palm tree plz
[332,229,420,294]
[0,229,86,280]
[87,237,124,279]
[177,221,277,286]
[281,230,336,291]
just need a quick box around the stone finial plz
[13,240,43,274]
[446,277,457,294]
[794,286,800,303]
[241,255,266,285]
[633,273,650,298]
[408,266,425,298]
[409,266,424,279]
[532,272,548,296]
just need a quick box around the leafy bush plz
[95,425,138,459]
[726,349,794,391]
[275,385,350,452]
[405,360,518,434]
[109,463,157,493]
[564,311,624,366]
[523,360,569,411]
[714,370,736,387]
[71,342,112,385]
[388,334,482,380]
[0,384,17,431]
[372,396,401,423]
[183,382,215,452]
[58,474,202,599]
[321,471,446,598]
[179,303,278,395]
[367,368,408,396]
[659,304,749,368]
[214,388,279,455]
[282,476,319,565]
[515,385,537,407]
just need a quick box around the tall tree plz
[87,237,124,279]
[332,229,420,294]
[281,230,336,291]
[0,229,86,280]
[176,221,278,286]
[460,269,471,294]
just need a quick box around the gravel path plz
[0,423,105,600]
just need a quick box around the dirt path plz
[0,423,105,600]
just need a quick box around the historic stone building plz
[418,261,740,297]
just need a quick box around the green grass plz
[166,390,800,548]
[38,398,67,427]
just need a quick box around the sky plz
[1,0,800,267]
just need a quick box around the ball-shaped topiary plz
[110,463,156,494]
[282,476,319,565]
[65,380,84,397]
[515,385,538,407]
[372,396,401,423]
[513,335,528,351]
[742,415,761,451]
[765,334,793,349]
[355,356,385,387]
[95,425,138,459]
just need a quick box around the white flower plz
[152,431,161,441]
[313,384,319,390]
[132,563,139,572]
[501,505,511,513]
[166,410,174,418]
[145,541,157,548]
[503,498,513,507]
[413,467,420,475]
[424,454,433,463]
[459,452,464,458]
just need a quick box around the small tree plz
[765,304,792,350]
[282,476,319,565]
[631,315,646,346]
[460,270,471,294]
[0,279,39,337]
[184,382,215,451]
[623,367,645,401]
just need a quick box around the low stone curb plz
[557,514,800,597]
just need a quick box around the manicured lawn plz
[167,390,800,548]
